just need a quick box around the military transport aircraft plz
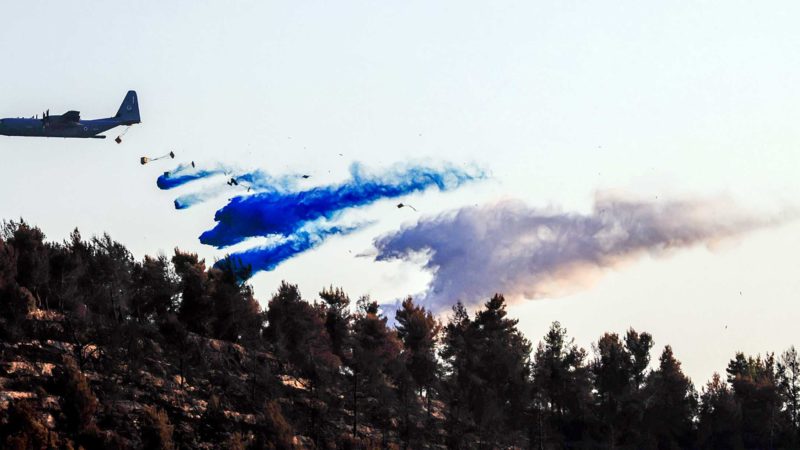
[0,91,140,139]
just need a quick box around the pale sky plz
[1,1,799,385]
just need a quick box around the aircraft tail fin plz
[115,91,140,125]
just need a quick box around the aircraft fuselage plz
[0,117,125,138]
[0,90,140,139]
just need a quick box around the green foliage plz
[440,295,532,447]
[131,255,177,322]
[209,257,263,342]
[265,283,341,443]
[725,352,783,448]
[530,322,593,448]
[319,286,351,362]
[777,346,800,443]
[266,282,340,379]
[173,250,212,335]
[698,372,741,448]
[641,346,697,449]
[85,233,135,320]
[395,297,441,392]
[394,297,442,446]
[349,297,403,442]
[590,328,654,447]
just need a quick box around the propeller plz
[41,109,50,129]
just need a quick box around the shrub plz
[58,356,98,433]
[140,405,174,450]
[1,400,57,450]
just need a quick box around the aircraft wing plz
[42,110,81,129]
[60,110,81,123]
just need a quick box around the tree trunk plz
[250,350,257,402]
[426,386,433,436]
[352,370,358,439]
[539,408,545,450]
[403,388,410,449]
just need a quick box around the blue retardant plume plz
[200,162,485,248]
[162,164,302,209]
[215,224,362,275]
[175,192,211,210]
[174,171,300,209]
[157,164,226,190]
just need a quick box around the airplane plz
[0,91,140,139]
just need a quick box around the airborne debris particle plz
[397,203,418,212]
[140,151,176,165]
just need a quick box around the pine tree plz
[777,346,800,444]
[131,255,177,322]
[208,257,263,342]
[440,295,531,448]
[0,237,31,341]
[591,329,653,448]
[265,282,340,443]
[2,220,49,306]
[349,298,402,444]
[45,229,87,313]
[726,352,783,448]
[530,321,593,448]
[641,345,697,448]
[440,301,473,449]
[319,286,352,363]
[394,297,442,446]
[172,250,212,335]
[266,282,340,377]
[698,372,742,449]
[0,237,17,290]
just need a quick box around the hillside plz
[0,219,798,449]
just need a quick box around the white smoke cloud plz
[373,193,790,312]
